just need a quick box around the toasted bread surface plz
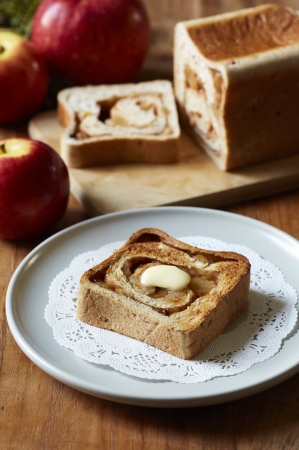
[76,228,250,359]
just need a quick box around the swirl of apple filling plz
[77,94,171,138]
[99,242,219,315]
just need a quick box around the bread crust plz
[57,80,180,168]
[174,4,299,170]
[76,228,251,360]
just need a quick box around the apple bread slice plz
[57,80,180,168]
[76,228,250,360]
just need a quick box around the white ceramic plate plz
[6,206,299,408]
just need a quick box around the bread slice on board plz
[76,228,250,360]
[174,4,299,170]
[57,80,180,168]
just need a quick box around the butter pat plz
[141,265,191,290]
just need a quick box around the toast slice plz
[76,228,250,360]
[174,4,299,170]
[57,80,180,168]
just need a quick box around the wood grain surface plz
[28,111,299,215]
[1,1,299,449]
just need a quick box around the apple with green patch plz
[0,30,48,125]
[0,138,70,240]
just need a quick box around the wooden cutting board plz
[28,110,299,216]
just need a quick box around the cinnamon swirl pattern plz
[76,228,250,360]
[58,81,180,168]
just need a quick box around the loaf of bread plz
[174,4,299,170]
[57,80,180,168]
[76,228,250,360]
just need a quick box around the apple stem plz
[0,143,6,155]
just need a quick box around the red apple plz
[0,138,70,241]
[30,0,150,85]
[0,31,48,125]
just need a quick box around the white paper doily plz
[45,236,298,384]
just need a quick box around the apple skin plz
[0,138,70,241]
[0,31,48,125]
[30,0,150,85]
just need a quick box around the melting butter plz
[140,265,191,290]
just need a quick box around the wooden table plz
[2,1,299,448]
